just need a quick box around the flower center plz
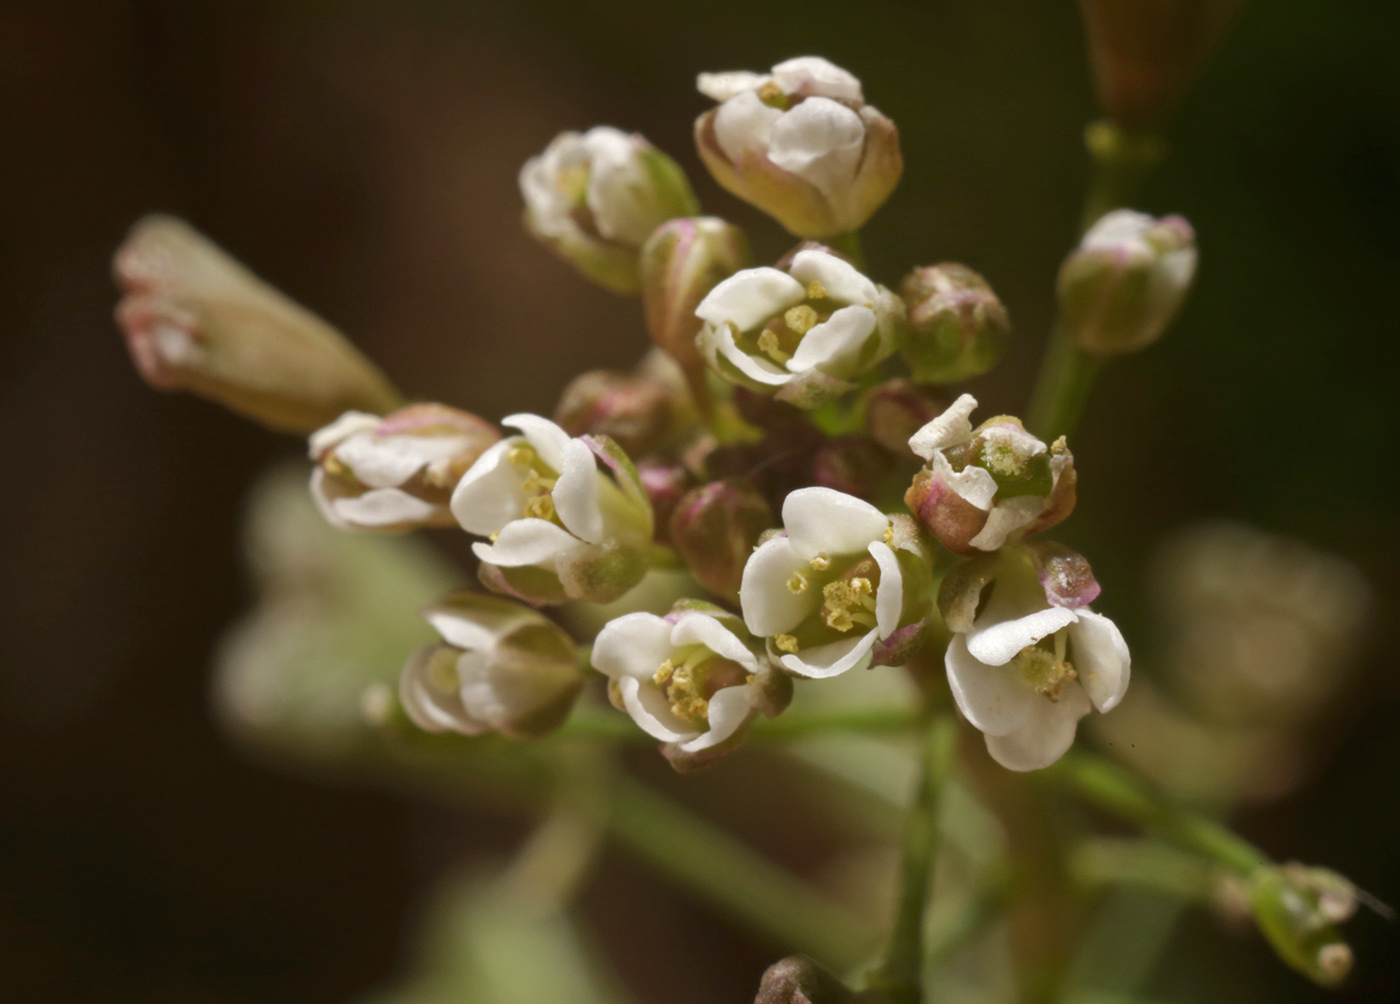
[821,576,877,632]
[653,644,749,729]
[776,549,888,653]
[509,445,560,523]
[748,284,837,365]
[1014,639,1077,701]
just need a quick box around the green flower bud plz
[113,215,401,434]
[898,264,1010,383]
[554,366,687,459]
[640,217,751,374]
[671,478,775,599]
[1248,864,1358,987]
[1058,210,1197,357]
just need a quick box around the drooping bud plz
[1078,0,1245,128]
[640,217,751,373]
[899,264,1010,384]
[399,590,584,740]
[811,435,895,504]
[694,57,903,239]
[906,395,1076,555]
[554,367,685,459]
[519,126,699,294]
[670,479,775,599]
[113,215,401,433]
[861,379,947,458]
[309,404,499,533]
[1058,210,1198,357]
[753,955,858,1004]
[1248,864,1357,987]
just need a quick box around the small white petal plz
[332,488,438,528]
[945,634,1034,737]
[711,321,793,386]
[967,606,1078,668]
[695,266,806,332]
[472,518,580,568]
[767,98,864,199]
[782,486,888,560]
[309,468,354,531]
[503,413,570,473]
[741,537,818,637]
[787,250,879,306]
[399,648,476,733]
[552,438,604,544]
[334,432,466,489]
[1067,610,1131,712]
[908,393,978,460]
[933,453,999,512]
[1082,209,1155,249]
[780,630,877,679]
[868,540,903,638]
[670,613,758,672]
[616,675,697,744]
[451,438,530,537]
[681,685,754,752]
[308,411,379,459]
[967,496,1046,551]
[786,304,876,375]
[771,57,863,103]
[984,684,1091,771]
[697,70,768,102]
[714,89,784,163]
[581,127,655,246]
[592,612,677,680]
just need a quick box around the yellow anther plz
[1015,645,1078,702]
[653,659,675,686]
[663,662,708,726]
[757,328,792,363]
[758,80,787,107]
[488,531,500,542]
[809,553,831,571]
[784,304,819,335]
[883,524,895,545]
[787,570,809,594]
[821,577,876,632]
[508,446,535,466]
[524,494,556,520]
[806,280,829,300]
[774,634,800,653]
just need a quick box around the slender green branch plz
[869,713,959,1004]
[605,773,874,969]
[1026,323,1102,442]
[1044,751,1268,878]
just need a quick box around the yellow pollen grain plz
[784,304,819,335]
[774,634,800,653]
[524,494,556,520]
[883,525,895,545]
[806,280,829,300]
[653,659,675,686]
[787,571,809,594]
[757,329,792,363]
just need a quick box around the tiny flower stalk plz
[899,264,1010,385]
[113,215,401,433]
[906,394,1076,555]
[694,57,902,239]
[520,126,699,294]
[695,248,905,408]
[399,590,584,739]
[592,600,792,768]
[309,404,500,532]
[451,414,654,605]
[740,487,933,678]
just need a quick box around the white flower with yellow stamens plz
[739,487,931,678]
[450,414,654,605]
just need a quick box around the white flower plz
[399,590,583,740]
[695,57,902,238]
[740,487,916,678]
[695,248,903,407]
[945,561,1130,771]
[906,394,1075,554]
[309,404,499,533]
[450,414,653,605]
[592,605,787,753]
[520,126,698,294]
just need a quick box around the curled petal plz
[1068,610,1131,712]
[786,304,876,375]
[472,518,581,568]
[868,539,903,638]
[710,321,793,386]
[451,438,529,536]
[741,537,817,637]
[615,675,697,744]
[787,249,879,307]
[552,437,605,544]
[967,495,1046,552]
[680,686,754,752]
[329,488,440,529]
[779,629,878,679]
[945,635,1034,737]
[503,413,571,473]
[771,57,864,102]
[983,683,1092,771]
[697,70,768,102]
[908,393,979,459]
[670,613,758,672]
[782,486,888,559]
[966,573,1079,666]
[592,612,677,681]
[695,266,806,331]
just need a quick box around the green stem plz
[827,230,866,271]
[1026,323,1101,442]
[1045,751,1268,878]
[605,773,874,969]
[870,713,959,1004]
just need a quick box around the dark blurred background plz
[1,1,1397,1002]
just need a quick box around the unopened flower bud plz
[811,435,895,504]
[309,404,499,533]
[1248,864,1357,987]
[635,459,694,543]
[399,590,583,740]
[754,955,857,1004]
[695,56,902,239]
[1059,210,1197,357]
[554,367,685,459]
[861,379,947,458]
[671,479,775,599]
[113,215,401,433]
[906,395,1076,554]
[899,264,1010,383]
[520,126,699,294]
[641,217,751,373]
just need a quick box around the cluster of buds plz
[1247,864,1366,987]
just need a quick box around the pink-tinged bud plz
[635,459,695,542]
[399,590,583,740]
[670,478,775,599]
[1059,210,1198,357]
[811,435,895,504]
[1248,864,1359,988]
[862,379,948,458]
[520,126,699,294]
[1023,539,1102,608]
[554,367,687,458]
[899,264,1010,383]
[309,404,500,533]
[113,215,401,433]
[694,57,903,239]
[1078,0,1245,128]
[641,217,751,373]
[753,955,858,1004]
